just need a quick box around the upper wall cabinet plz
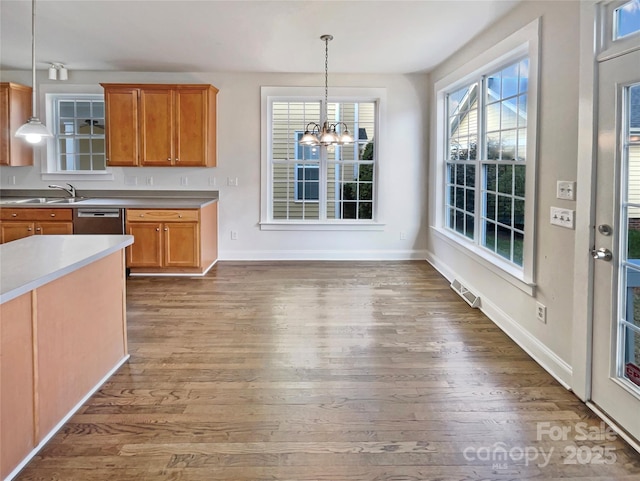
[0,83,33,167]
[101,83,218,167]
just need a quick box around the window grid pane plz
[54,97,106,171]
[270,100,376,221]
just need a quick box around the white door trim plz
[572,0,600,401]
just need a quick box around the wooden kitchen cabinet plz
[103,87,139,166]
[125,203,217,274]
[126,222,163,267]
[0,208,73,244]
[0,82,33,166]
[101,83,218,167]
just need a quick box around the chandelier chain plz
[324,36,329,123]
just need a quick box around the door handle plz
[592,247,613,262]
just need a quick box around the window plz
[264,93,377,224]
[435,20,538,285]
[614,0,640,40]
[47,94,106,172]
[445,58,529,267]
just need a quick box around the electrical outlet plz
[124,176,138,186]
[400,231,407,240]
[536,302,547,324]
[550,207,574,229]
[146,176,154,186]
[8,175,16,185]
[209,176,217,187]
[557,181,576,201]
[231,231,238,240]
[180,176,188,186]
[227,177,238,187]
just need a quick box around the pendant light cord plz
[30,0,37,118]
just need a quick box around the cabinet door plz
[126,222,163,267]
[104,87,139,166]
[0,222,34,243]
[175,88,208,166]
[0,84,10,166]
[140,89,173,166]
[0,83,33,167]
[164,222,199,267]
[36,222,73,235]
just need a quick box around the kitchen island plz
[0,235,133,480]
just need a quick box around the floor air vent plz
[450,279,481,308]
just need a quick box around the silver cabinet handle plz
[50,213,56,217]
[11,213,17,217]
[156,227,160,231]
[164,227,168,231]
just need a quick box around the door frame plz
[573,0,640,450]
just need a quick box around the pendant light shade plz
[15,118,52,144]
[16,0,52,145]
[299,35,354,147]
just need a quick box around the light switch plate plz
[550,206,575,229]
[557,181,576,200]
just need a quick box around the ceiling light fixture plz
[15,0,53,144]
[299,35,354,147]
[48,63,68,81]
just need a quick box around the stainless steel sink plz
[46,197,87,204]
[0,197,87,205]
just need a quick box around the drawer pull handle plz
[164,227,168,231]
[156,227,160,231]
[50,213,56,217]
[178,214,182,218]
[167,157,171,162]
[11,213,17,217]
[36,227,41,231]
[27,228,32,231]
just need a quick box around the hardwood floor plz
[15,261,640,480]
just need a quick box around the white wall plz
[0,70,430,260]
[427,0,580,386]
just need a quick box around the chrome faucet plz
[48,183,77,198]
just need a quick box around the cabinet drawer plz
[126,209,199,222]
[0,208,72,221]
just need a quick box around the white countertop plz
[0,235,133,304]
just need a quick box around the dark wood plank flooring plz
[15,261,640,480]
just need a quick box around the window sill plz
[260,221,386,231]
[41,171,114,181]
[431,226,536,296]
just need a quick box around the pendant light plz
[15,0,53,144]
[299,35,354,147]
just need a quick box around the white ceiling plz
[0,0,521,74]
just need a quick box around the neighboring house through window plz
[261,87,381,227]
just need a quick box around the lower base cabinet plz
[125,202,217,274]
[0,209,73,244]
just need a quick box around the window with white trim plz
[48,94,106,172]
[436,27,538,283]
[267,99,376,222]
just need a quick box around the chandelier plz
[299,35,354,147]
[15,0,53,144]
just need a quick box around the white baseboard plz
[426,250,573,389]
[219,249,430,261]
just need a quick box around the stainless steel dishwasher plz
[73,208,125,234]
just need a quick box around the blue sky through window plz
[617,0,640,38]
